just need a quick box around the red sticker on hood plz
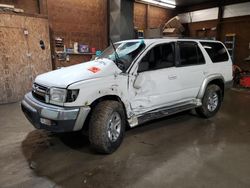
[88,66,101,73]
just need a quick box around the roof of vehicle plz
[117,38,223,47]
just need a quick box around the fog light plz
[40,118,53,126]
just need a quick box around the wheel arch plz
[90,95,126,110]
[82,95,128,132]
[197,74,225,100]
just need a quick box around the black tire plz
[89,100,126,154]
[196,84,222,118]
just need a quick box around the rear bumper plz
[21,92,90,133]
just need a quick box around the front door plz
[128,42,182,115]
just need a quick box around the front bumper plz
[21,92,90,133]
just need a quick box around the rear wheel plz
[196,84,222,118]
[89,100,125,154]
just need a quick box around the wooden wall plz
[182,15,250,70]
[0,13,52,104]
[0,0,108,68]
[220,16,250,70]
[47,0,108,68]
[134,2,175,30]
[134,3,147,29]
[178,1,250,70]
[183,20,217,38]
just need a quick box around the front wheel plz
[196,84,222,118]
[89,100,126,154]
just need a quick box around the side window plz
[178,42,205,66]
[138,43,175,72]
[200,42,229,63]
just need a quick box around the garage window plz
[200,42,229,63]
[178,42,205,66]
[138,43,175,72]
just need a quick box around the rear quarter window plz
[200,42,229,63]
[178,41,205,66]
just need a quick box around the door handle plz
[168,75,177,80]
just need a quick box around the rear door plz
[175,41,207,100]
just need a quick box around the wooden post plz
[38,0,48,15]
[146,4,150,29]
[216,1,224,41]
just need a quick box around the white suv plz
[21,38,233,153]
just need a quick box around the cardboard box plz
[163,28,178,34]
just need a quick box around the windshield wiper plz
[110,39,125,71]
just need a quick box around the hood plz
[35,59,122,88]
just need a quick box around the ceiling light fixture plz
[160,0,176,5]
[137,0,176,9]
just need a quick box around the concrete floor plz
[1,90,250,188]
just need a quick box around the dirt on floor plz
[1,90,250,188]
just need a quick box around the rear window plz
[201,42,229,63]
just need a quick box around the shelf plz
[56,51,95,55]
[67,52,95,55]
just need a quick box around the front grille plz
[32,83,48,103]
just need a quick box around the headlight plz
[49,88,67,104]
[49,88,79,104]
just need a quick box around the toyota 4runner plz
[21,38,233,153]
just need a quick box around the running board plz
[137,103,198,125]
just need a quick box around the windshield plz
[97,41,145,71]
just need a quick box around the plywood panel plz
[223,2,250,18]
[178,7,218,23]
[0,14,52,104]
[0,27,28,103]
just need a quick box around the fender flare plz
[197,74,225,99]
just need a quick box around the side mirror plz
[133,73,144,89]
